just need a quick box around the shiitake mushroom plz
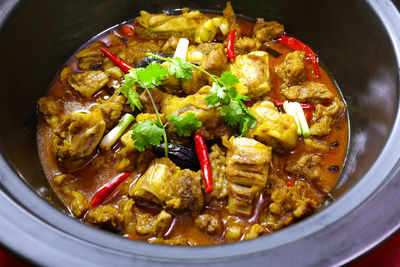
[152,143,200,171]
[136,53,172,68]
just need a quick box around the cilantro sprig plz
[147,53,256,135]
[167,113,203,137]
[119,58,202,155]
[132,113,202,152]
[120,52,256,156]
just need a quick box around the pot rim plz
[1,0,400,266]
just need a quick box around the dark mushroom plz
[152,143,200,171]
[136,53,172,68]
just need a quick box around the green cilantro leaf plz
[221,99,243,127]
[240,113,257,136]
[125,89,143,111]
[168,57,194,81]
[120,69,138,93]
[120,70,142,111]
[131,120,165,152]
[135,61,168,89]
[166,113,202,137]
[219,71,239,87]
[205,71,256,135]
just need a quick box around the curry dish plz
[37,3,348,245]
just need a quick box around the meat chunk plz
[160,86,231,139]
[116,130,139,172]
[161,35,180,54]
[313,97,346,121]
[194,17,229,43]
[222,2,241,35]
[304,137,329,153]
[117,199,136,235]
[225,225,243,241]
[68,70,109,98]
[252,18,284,42]
[70,191,89,218]
[86,205,119,228]
[181,70,209,95]
[195,213,222,235]
[75,41,104,70]
[223,136,272,216]
[310,97,346,136]
[233,37,261,56]
[135,209,156,235]
[188,43,227,76]
[282,81,334,104]
[94,92,125,129]
[230,51,271,98]
[184,43,228,94]
[247,100,298,150]
[205,144,228,203]
[37,96,64,127]
[285,154,328,192]
[275,51,306,86]
[244,224,266,240]
[125,39,164,66]
[134,10,208,40]
[266,181,317,231]
[130,158,204,212]
[102,58,123,79]
[153,210,172,236]
[53,110,106,171]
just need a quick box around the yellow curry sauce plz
[37,3,348,245]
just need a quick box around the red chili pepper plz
[121,25,135,36]
[90,172,131,207]
[287,181,293,187]
[194,132,213,194]
[227,29,237,62]
[304,111,313,122]
[99,47,132,73]
[277,35,321,79]
[269,98,314,111]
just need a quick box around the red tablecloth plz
[1,232,400,266]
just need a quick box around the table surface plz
[1,231,400,267]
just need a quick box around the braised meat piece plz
[37,96,64,127]
[160,86,231,139]
[184,43,228,94]
[282,81,334,104]
[130,158,204,212]
[286,154,322,182]
[230,51,271,98]
[153,210,173,236]
[265,180,317,231]
[68,70,109,98]
[94,92,126,129]
[223,136,272,216]
[252,18,284,42]
[310,97,346,136]
[195,213,222,235]
[247,100,298,150]
[275,51,306,86]
[53,110,106,171]
[125,39,165,66]
[134,10,208,40]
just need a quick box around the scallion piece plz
[100,113,134,150]
[292,102,311,137]
[283,101,302,136]
[173,38,189,60]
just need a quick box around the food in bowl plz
[36,2,348,245]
